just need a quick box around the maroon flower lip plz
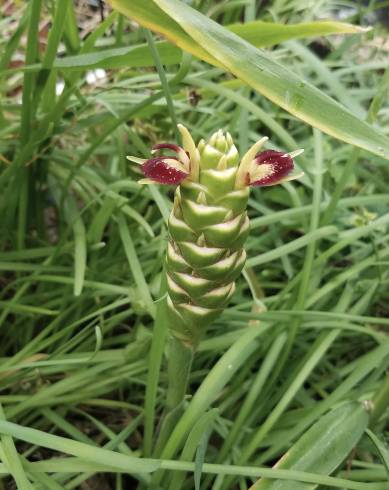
[142,156,189,185]
[249,150,294,187]
[140,143,190,185]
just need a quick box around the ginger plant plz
[129,125,303,450]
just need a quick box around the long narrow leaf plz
[109,0,389,160]
[5,19,365,73]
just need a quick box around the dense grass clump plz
[0,1,388,489]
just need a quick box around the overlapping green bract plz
[166,131,249,345]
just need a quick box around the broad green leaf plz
[8,20,365,73]
[250,402,369,489]
[109,0,389,160]
[107,1,365,69]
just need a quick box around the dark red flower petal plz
[142,157,189,185]
[250,150,294,187]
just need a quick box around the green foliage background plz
[0,0,388,489]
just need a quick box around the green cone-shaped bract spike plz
[166,130,249,346]
[136,125,302,346]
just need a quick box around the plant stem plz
[166,336,194,411]
[153,335,194,457]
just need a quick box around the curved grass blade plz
[365,429,389,480]
[229,19,368,47]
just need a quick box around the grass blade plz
[250,402,369,489]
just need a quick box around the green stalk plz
[166,336,194,411]
[152,336,194,457]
